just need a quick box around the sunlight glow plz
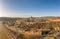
[0,0,3,17]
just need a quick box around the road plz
[0,21,9,39]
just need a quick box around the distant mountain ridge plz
[0,16,60,21]
[0,17,20,21]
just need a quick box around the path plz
[0,21,9,39]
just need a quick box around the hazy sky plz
[1,0,60,17]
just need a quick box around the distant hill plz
[0,17,21,21]
[0,16,60,22]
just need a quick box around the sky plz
[0,0,60,17]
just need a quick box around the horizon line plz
[0,16,60,18]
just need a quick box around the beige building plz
[44,37,55,39]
